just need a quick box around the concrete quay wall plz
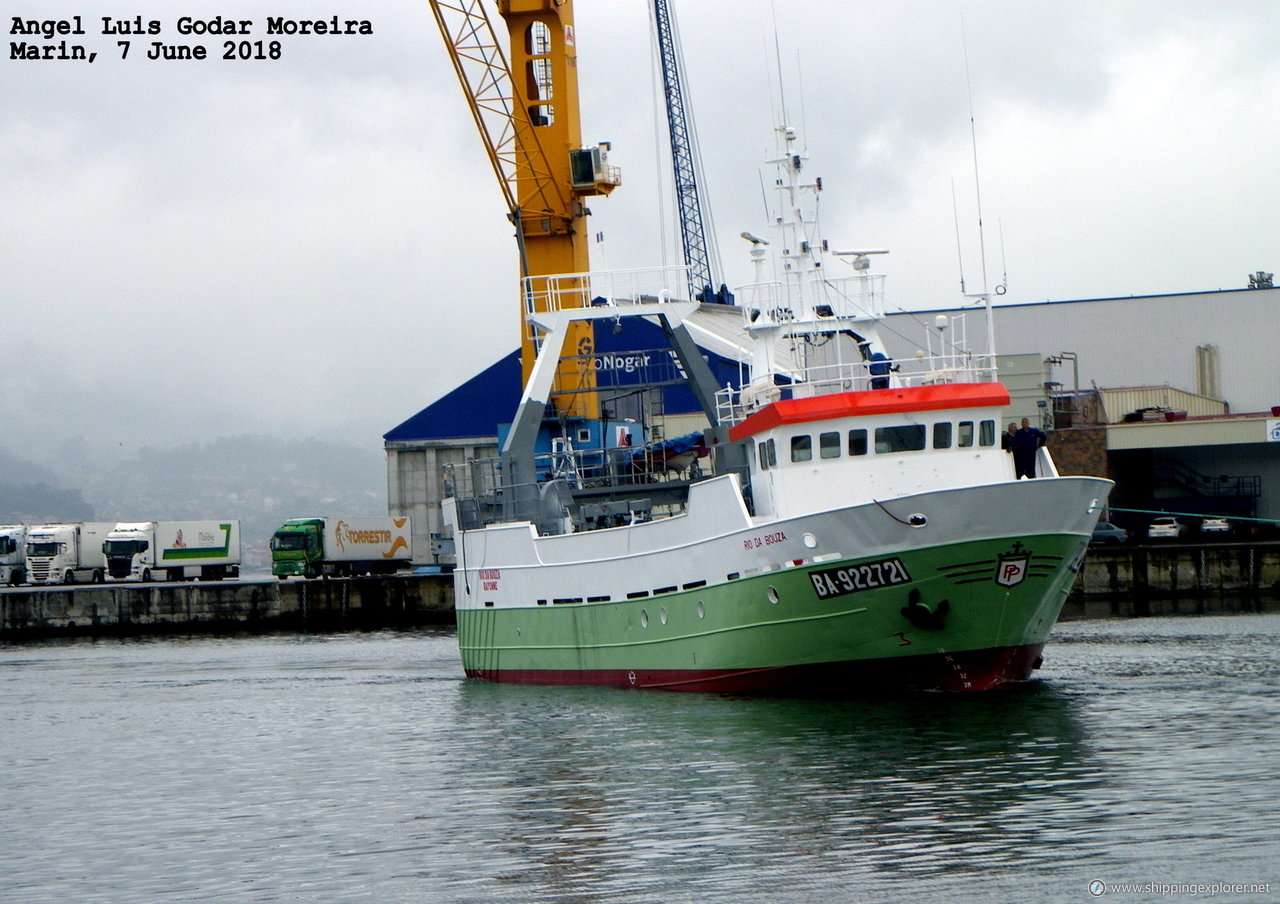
[1065,543,1280,619]
[0,575,454,640]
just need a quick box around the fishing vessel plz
[439,113,1111,693]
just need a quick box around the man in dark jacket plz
[868,351,895,389]
[1011,417,1047,478]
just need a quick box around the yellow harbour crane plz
[428,0,620,419]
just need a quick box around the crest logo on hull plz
[995,541,1032,588]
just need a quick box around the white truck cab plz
[0,524,28,585]
[25,522,113,584]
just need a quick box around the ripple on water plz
[2,617,1279,902]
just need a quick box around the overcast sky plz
[4,0,1278,463]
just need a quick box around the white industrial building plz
[956,286,1274,414]
[883,284,1280,528]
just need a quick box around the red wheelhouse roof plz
[727,383,1012,442]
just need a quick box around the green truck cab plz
[269,518,323,579]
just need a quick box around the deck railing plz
[442,441,703,533]
[733,272,886,324]
[715,352,1000,425]
[520,266,693,346]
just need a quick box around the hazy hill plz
[1,436,387,554]
[0,448,96,522]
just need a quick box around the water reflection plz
[5,620,1278,904]
[443,682,1099,901]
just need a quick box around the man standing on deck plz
[1011,417,1047,478]
[868,350,895,389]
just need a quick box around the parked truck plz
[0,524,28,586]
[270,516,411,579]
[25,522,115,585]
[104,521,242,582]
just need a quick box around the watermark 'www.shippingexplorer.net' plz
[1089,880,1273,897]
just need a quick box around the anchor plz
[900,588,950,630]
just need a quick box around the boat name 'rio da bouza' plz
[437,121,1111,695]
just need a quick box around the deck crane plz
[428,0,621,419]
[650,0,720,303]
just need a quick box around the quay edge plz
[0,574,453,641]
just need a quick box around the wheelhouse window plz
[958,421,975,447]
[932,422,952,449]
[848,429,868,456]
[979,419,997,446]
[757,438,777,470]
[791,435,812,463]
[819,431,841,459]
[875,425,926,453]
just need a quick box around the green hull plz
[457,532,1086,692]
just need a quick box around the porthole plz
[802,533,818,549]
[697,601,705,619]
[640,609,649,628]
[659,608,668,625]
[767,586,780,605]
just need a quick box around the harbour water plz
[3,614,1278,903]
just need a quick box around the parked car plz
[1147,516,1186,540]
[1091,522,1129,545]
[1199,517,1230,534]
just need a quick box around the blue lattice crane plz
[651,0,725,304]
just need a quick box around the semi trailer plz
[104,521,241,582]
[270,516,411,578]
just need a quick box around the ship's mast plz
[735,95,892,394]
